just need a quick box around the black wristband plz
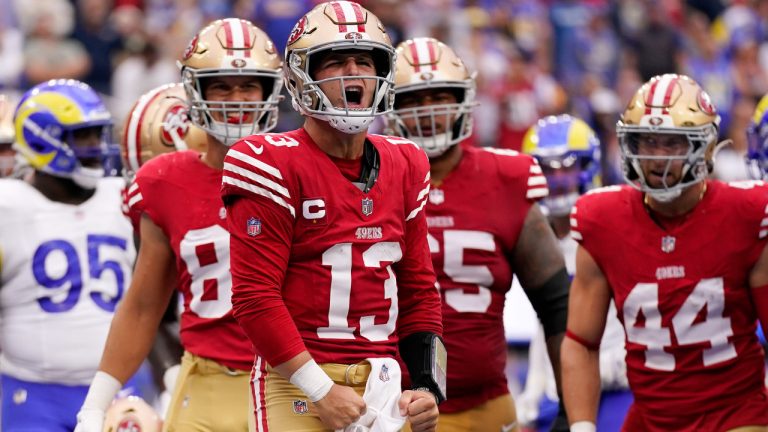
[399,332,447,403]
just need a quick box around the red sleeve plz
[227,194,306,366]
[395,147,443,338]
[222,137,307,366]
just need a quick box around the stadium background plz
[1,0,767,428]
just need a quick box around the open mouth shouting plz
[343,85,366,109]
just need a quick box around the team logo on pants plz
[293,400,309,415]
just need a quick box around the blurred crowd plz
[1,0,767,183]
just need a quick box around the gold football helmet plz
[121,83,206,176]
[180,18,283,146]
[284,1,396,134]
[388,37,476,158]
[617,73,720,201]
[103,396,162,432]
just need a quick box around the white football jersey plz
[0,178,135,385]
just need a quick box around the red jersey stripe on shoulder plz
[222,175,296,218]
[223,145,295,217]
[126,181,143,209]
[223,162,291,199]
[760,203,768,239]
[227,147,285,180]
[407,182,430,221]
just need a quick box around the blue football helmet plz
[747,93,768,179]
[13,79,117,188]
[522,115,601,216]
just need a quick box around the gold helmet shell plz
[121,83,206,174]
[284,1,396,134]
[389,37,475,157]
[180,18,283,145]
[617,74,720,200]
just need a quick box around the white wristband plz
[289,359,334,402]
[571,421,597,432]
[81,371,122,411]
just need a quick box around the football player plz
[518,115,631,431]
[0,79,137,431]
[387,37,570,432]
[75,19,283,432]
[221,3,442,432]
[563,74,768,432]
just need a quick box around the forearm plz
[99,298,168,383]
[273,351,312,378]
[561,337,601,423]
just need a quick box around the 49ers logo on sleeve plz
[287,16,307,46]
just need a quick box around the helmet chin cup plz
[410,133,452,158]
[208,120,252,147]
[645,186,683,203]
[324,112,375,135]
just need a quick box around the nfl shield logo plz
[379,364,390,382]
[247,217,262,237]
[293,400,308,415]
[429,188,444,205]
[361,197,374,216]
[661,235,675,253]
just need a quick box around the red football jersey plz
[221,128,442,366]
[424,146,548,413]
[126,150,254,370]
[571,180,768,416]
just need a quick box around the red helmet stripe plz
[240,20,252,57]
[644,79,659,115]
[223,20,235,56]
[426,40,438,71]
[661,76,678,114]
[350,2,365,32]
[331,2,348,33]
[409,40,422,73]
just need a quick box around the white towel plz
[337,358,407,432]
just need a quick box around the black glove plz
[549,400,570,432]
